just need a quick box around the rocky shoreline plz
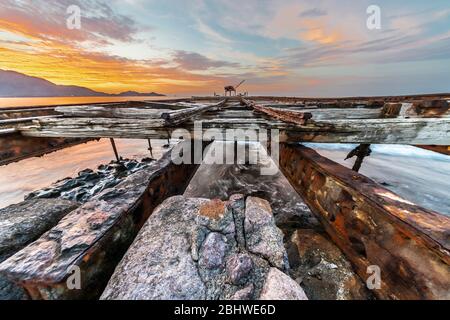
[25,158,155,203]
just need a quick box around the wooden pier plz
[0,94,449,299]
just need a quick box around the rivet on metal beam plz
[109,138,120,162]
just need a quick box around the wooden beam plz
[54,100,228,124]
[381,101,449,118]
[19,115,450,145]
[0,115,63,125]
[282,118,450,145]
[56,105,173,119]
[266,107,384,119]
[54,102,191,119]
[241,98,312,125]
[161,99,228,125]
[0,128,18,135]
[279,143,450,300]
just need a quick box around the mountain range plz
[0,70,165,97]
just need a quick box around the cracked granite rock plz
[0,199,78,300]
[101,195,307,300]
[287,229,372,300]
[244,197,289,271]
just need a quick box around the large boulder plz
[101,195,307,300]
[287,229,372,300]
[0,199,78,300]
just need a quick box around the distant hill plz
[0,70,165,97]
[116,90,165,97]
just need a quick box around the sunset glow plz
[1,0,449,96]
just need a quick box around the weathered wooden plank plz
[0,128,17,135]
[161,99,228,125]
[382,101,449,118]
[282,118,450,145]
[265,107,384,119]
[0,141,205,299]
[54,100,227,123]
[54,102,191,118]
[19,115,450,145]
[279,143,450,300]
[0,115,63,125]
[241,98,312,125]
[55,105,174,119]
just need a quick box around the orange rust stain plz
[199,199,226,220]
[251,197,273,214]
[333,213,349,240]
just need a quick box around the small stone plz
[231,284,254,300]
[259,268,308,300]
[78,169,94,176]
[226,254,253,284]
[198,232,227,270]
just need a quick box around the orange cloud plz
[300,19,342,45]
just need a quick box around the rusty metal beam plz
[279,143,450,300]
[415,145,450,156]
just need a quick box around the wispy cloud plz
[299,8,327,18]
[0,0,449,96]
[173,51,240,71]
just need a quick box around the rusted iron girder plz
[241,98,312,125]
[415,145,450,156]
[279,143,450,300]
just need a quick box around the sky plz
[0,0,449,96]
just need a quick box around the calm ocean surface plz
[0,96,187,108]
